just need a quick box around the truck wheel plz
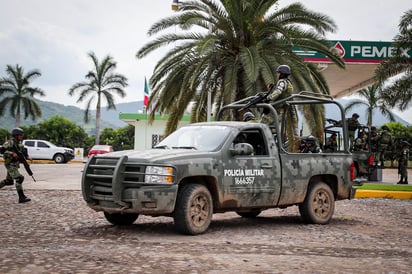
[173,184,213,235]
[298,182,335,224]
[54,153,65,164]
[104,212,139,225]
[236,209,262,218]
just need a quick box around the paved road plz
[0,162,84,190]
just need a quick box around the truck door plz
[222,128,282,208]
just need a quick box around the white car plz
[23,139,74,163]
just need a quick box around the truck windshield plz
[155,125,231,152]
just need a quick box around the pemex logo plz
[330,42,345,58]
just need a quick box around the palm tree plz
[344,83,396,127]
[376,9,412,111]
[0,64,45,127]
[69,52,128,145]
[137,0,344,136]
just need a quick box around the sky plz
[0,0,411,123]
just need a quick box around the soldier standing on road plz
[376,125,392,167]
[397,141,410,184]
[0,128,31,203]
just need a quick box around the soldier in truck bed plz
[353,131,368,151]
[261,64,299,151]
[346,113,360,150]
[324,133,338,152]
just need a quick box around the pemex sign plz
[294,40,412,64]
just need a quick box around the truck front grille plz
[82,155,145,206]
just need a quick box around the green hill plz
[0,99,119,133]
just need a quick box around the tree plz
[344,83,396,127]
[23,116,90,149]
[100,125,135,151]
[0,128,10,144]
[137,0,344,137]
[376,9,412,111]
[69,52,128,145]
[0,64,45,127]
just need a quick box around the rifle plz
[238,91,269,112]
[13,143,36,182]
[326,118,340,125]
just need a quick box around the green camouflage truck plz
[81,92,355,235]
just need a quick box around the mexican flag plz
[143,77,149,108]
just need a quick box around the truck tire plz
[54,153,65,164]
[298,182,335,224]
[104,212,139,225]
[173,184,213,235]
[236,209,262,218]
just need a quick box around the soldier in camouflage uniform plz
[346,113,360,150]
[243,112,256,122]
[353,131,368,151]
[324,133,338,152]
[369,126,379,159]
[260,65,298,151]
[299,136,322,153]
[397,141,410,184]
[0,128,31,203]
[376,125,392,167]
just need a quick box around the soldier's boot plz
[17,190,31,203]
[397,176,407,184]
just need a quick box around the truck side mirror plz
[230,143,254,156]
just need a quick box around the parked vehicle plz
[87,145,114,158]
[81,92,355,235]
[23,140,74,163]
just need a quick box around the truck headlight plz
[145,166,174,184]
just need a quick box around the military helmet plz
[305,135,317,144]
[11,127,24,136]
[400,140,410,146]
[243,112,255,122]
[276,65,291,75]
[382,125,389,130]
[352,113,359,119]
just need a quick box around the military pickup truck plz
[82,92,355,235]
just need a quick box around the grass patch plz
[354,183,412,191]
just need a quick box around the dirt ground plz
[0,164,411,273]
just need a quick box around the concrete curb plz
[354,189,412,200]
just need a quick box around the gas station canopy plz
[296,40,412,98]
